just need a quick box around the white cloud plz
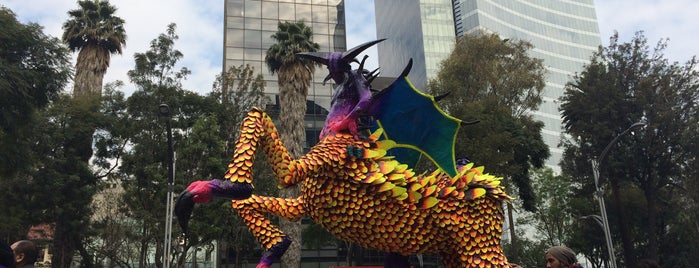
[596,0,699,64]
[344,0,379,71]
[3,0,223,96]
[3,0,696,98]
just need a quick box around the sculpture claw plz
[175,179,253,235]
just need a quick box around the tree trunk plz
[506,202,520,263]
[276,65,309,268]
[644,182,658,260]
[139,224,148,268]
[51,221,76,268]
[73,44,109,98]
[610,179,635,268]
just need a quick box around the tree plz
[427,31,548,211]
[115,23,194,268]
[0,7,71,177]
[264,21,320,268]
[62,0,126,98]
[559,31,699,267]
[427,31,549,263]
[19,94,104,268]
[210,64,268,151]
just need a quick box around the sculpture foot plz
[256,236,291,268]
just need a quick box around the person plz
[0,240,13,268]
[546,245,583,268]
[10,240,37,268]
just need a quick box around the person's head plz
[0,240,13,268]
[10,240,37,267]
[546,246,577,268]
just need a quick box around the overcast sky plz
[3,0,697,96]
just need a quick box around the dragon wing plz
[371,60,462,177]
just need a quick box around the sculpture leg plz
[232,195,306,268]
[438,198,509,268]
[224,108,310,188]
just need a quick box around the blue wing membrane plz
[373,77,461,177]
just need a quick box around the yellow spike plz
[364,148,387,159]
[465,162,474,170]
[440,186,456,197]
[378,182,396,192]
[450,174,460,185]
[362,173,381,184]
[409,183,423,191]
[379,161,398,174]
[371,175,387,185]
[391,177,406,186]
[408,191,422,203]
[395,163,409,172]
[376,140,397,150]
[419,197,439,209]
[395,192,409,201]
[474,166,485,174]
[465,170,476,183]
[388,173,406,182]
[423,185,437,197]
[391,186,407,197]
[468,188,487,199]
[369,127,384,141]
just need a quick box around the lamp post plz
[591,120,646,268]
[159,104,175,268]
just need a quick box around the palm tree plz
[265,21,319,268]
[63,0,126,98]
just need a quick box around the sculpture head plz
[297,39,385,137]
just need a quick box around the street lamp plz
[159,104,175,268]
[591,120,646,268]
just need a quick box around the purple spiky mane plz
[298,40,384,138]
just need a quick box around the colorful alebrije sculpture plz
[175,40,513,268]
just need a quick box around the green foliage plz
[62,0,126,54]
[0,7,71,176]
[62,0,126,98]
[427,31,549,211]
[90,25,273,266]
[264,21,320,75]
[560,31,699,267]
[19,95,101,268]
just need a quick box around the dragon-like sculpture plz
[175,40,512,267]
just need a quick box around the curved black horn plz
[399,58,413,78]
[296,52,330,65]
[461,120,480,126]
[342,39,385,62]
[434,92,450,102]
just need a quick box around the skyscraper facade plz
[223,0,347,146]
[453,0,601,171]
[375,0,601,171]
[375,0,455,89]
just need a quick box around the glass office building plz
[224,0,347,147]
[376,0,601,172]
[453,0,601,171]
[374,0,456,89]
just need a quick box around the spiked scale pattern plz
[220,108,512,267]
